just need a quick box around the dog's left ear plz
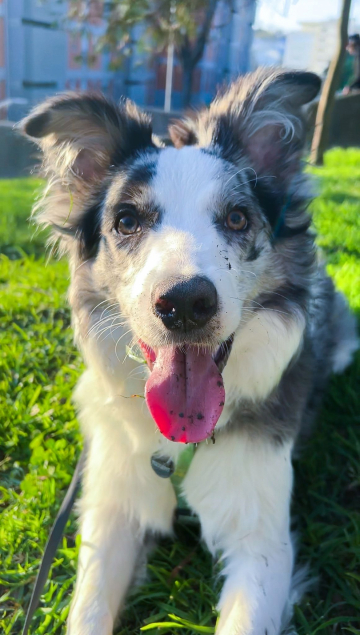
[232,70,321,183]
[170,69,321,185]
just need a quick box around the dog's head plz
[21,69,320,444]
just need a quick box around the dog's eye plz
[115,212,141,236]
[225,209,248,231]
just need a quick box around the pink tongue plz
[145,347,225,443]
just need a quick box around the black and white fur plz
[21,68,358,635]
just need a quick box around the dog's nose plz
[154,276,218,331]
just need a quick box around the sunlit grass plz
[0,148,359,634]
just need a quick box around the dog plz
[21,68,358,635]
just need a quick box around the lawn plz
[0,149,359,635]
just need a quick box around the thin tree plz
[310,0,352,165]
[178,0,219,108]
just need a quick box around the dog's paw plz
[216,592,252,635]
[67,603,113,635]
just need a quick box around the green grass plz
[0,148,359,634]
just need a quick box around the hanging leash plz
[22,449,86,635]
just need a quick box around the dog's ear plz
[21,92,153,184]
[180,69,320,184]
[214,70,320,182]
[236,70,320,182]
[20,93,154,250]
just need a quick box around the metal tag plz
[150,454,175,478]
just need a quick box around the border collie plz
[21,68,358,635]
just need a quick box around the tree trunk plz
[310,0,352,165]
[178,0,219,107]
[182,64,194,108]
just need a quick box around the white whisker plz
[114,329,133,362]
[224,167,257,188]
[87,315,125,338]
[89,297,118,318]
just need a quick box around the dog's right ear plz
[21,92,154,184]
[20,93,154,248]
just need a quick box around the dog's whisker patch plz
[94,322,126,344]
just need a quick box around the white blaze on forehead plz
[151,147,224,227]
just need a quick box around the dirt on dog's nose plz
[153,276,218,331]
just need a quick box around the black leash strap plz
[22,450,86,635]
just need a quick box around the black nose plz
[154,276,218,331]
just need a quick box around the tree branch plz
[192,0,219,65]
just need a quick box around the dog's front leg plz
[184,432,294,635]
[67,505,140,635]
[67,426,177,635]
